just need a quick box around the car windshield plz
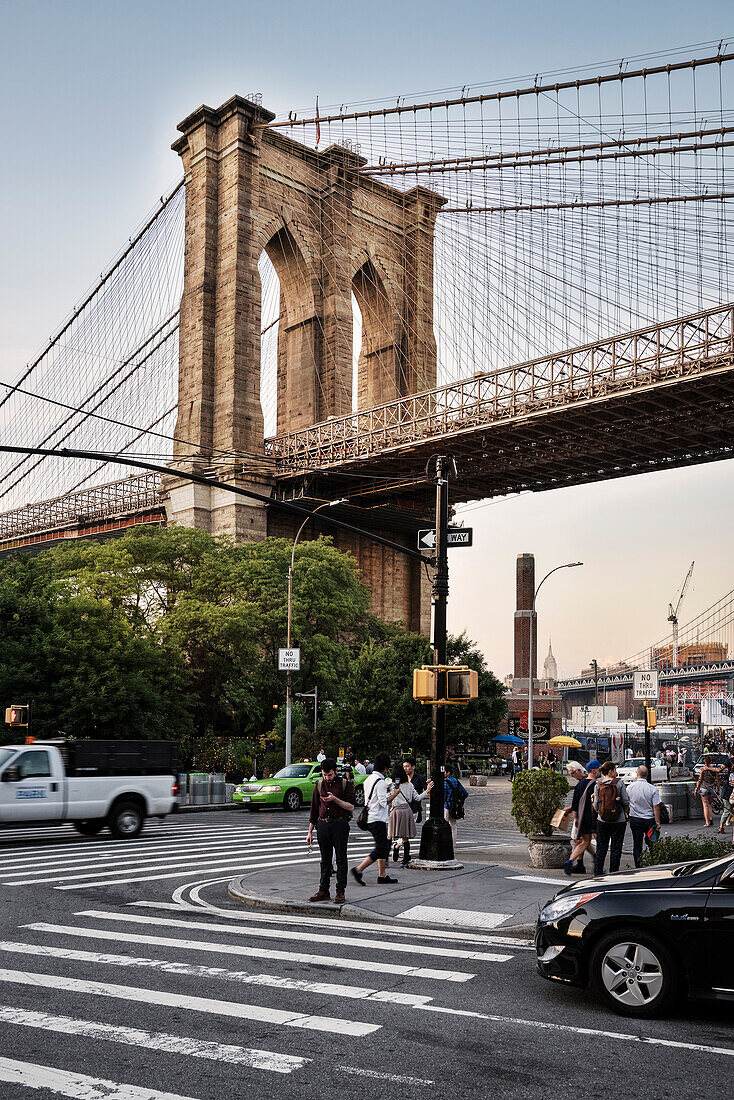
[0,748,17,769]
[273,765,311,780]
[624,759,646,768]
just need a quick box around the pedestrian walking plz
[353,759,366,775]
[316,748,326,763]
[351,752,399,886]
[626,765,662,867]
[443,763,468,846]
[306,757,355,904]
[510,746,519,779]
[719,756,734,832]
[564,759,601,875]
[390,771,432,866]
[592,761,629,875]
[696,756,722,827]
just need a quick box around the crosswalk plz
[0,819,377,892]
[0,894,528,1096]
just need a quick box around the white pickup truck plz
[0,739,179,838]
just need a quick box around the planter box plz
[527,833,572,868]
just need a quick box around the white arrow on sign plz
[417,528,473,549]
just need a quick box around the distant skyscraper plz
[543,639,558,687]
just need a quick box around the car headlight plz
[235,786,244,793]
[539,891,601,923]
[259,785,282,793]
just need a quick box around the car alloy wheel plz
[600,941,664,1008]
[354,788,365,807]
[284,789,301,811]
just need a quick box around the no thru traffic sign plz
[417,527,473,549]
[278,648,301,672]
[633,670,659,701]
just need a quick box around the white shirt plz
[625,748,633,760]
[354,762,366,775]
[316,753,326,763]
[626,778,661,820]
[364,771,389,824]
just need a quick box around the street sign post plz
[633,670,659,701]
[417,527,473,550]
[278,648,301,672]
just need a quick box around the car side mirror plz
[1,766,20,783]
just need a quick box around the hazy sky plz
[2,0,733,679]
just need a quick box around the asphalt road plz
[0,809,732,1100]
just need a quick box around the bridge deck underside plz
[274,365,734,510]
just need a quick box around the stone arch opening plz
[258,250,280,438]
[262,225,320,435]
[352,258,404,411]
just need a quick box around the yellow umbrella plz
[547,735,583,748]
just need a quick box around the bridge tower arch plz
[165,94,445,631]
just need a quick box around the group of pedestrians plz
[306,753,467,903]
[565,758,662,876]
[694,750,734,829]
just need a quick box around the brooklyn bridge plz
[2,46,734,654]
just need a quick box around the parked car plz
[617,757,668,784]
[536,852,734,1017]
[0,740,178,838]
[233,761,366,811]
[692,753,730,777]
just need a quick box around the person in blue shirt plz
[443,763,468,844]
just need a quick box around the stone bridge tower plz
[165,95,445,632]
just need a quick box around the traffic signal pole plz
[419,456,456,864]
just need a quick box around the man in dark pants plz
[306,758,355,904]
[592,760,630,875]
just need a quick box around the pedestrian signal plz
[445,668,479,703]
[412,668,436,702]
[646,707,657,729]
[5,705,29,727]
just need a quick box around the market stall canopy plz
[547,735,583,748]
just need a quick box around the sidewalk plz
[228,857,562,934]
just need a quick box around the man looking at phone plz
[306,758,355,904]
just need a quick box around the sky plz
[1,0,733,680]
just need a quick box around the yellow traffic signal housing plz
[446,668,479,703]
[5,705,28,727]
[413,668,436,702]
[647,707,657,729]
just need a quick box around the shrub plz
[511,769,569,836]
[641,833,733,867]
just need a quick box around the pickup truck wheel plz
[73,820,104,837]
[108,801,144,839]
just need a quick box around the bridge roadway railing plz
[267,301,734,470]
[558,660,734,692]
[0,472,161,540]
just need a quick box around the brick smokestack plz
[513,553,537,692]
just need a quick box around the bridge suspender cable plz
[0,445,433,566]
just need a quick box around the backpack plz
[596,779,622,823]
[446,777,468,820]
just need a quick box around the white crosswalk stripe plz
[0,820,374,890]
[0,892,516,1092]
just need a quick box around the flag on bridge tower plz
[315,97,320,147]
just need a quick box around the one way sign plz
[417,527,473,549]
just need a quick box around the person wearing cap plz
[564,759,602,875]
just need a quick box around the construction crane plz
[668,561,695,669]
[668,561,694,726]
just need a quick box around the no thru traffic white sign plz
[633,670,659,701]
[278,648,301,672]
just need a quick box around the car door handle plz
[50,783,58,792]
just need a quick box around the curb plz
[177,803,241,814]
[227,876,534,939]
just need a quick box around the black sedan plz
[536,853,734,1017]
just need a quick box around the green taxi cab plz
[233,761,367,811]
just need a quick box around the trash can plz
[189,773,210,805]
[210,773,226,805]
[177,773,188,804]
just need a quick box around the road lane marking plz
[507,875,568,886]
[417,1004,734,1058]
[0,941,431,1005]
[49,844,374,888]
[0,1056,212,1099]
[0,1005,306,1072]
[395,905,509,930]
[26,922,470,982]
[74,909,513,962]
[0,967,380,1037]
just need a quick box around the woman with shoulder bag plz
[351,752,400,886]
[696,758,721,827]
[389,771,433,867]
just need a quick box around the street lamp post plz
[295,686,319,733]
[527,562,583,769]
[285,499,346,765]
